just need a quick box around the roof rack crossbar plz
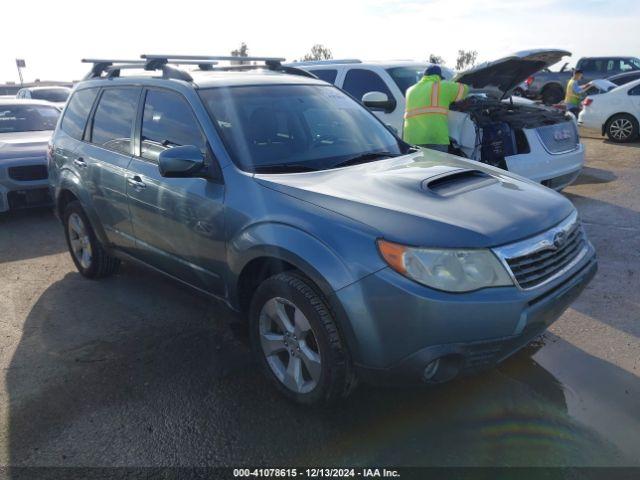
[82,58,195,81]
[141,54,286,63]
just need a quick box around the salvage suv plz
[49,55,597,405]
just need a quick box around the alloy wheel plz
[259,297,322,394]
[609,118,633,141]
[67,212,93,269]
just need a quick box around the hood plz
[255,150,574,248]
[0,131,52,161]
[455,49,571,95]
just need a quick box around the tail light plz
[582,98,593,107]
[525,76,534,86]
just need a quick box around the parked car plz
[524,56,640,105]
[296,50,585,191]
[49,55,597,405]
[16,86,72,109]
[0,99,60,213]
[578,79,640,142]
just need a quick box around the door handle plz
[73,157,87,168]
[127,176,147,190]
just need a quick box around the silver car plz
[0,99,60,213]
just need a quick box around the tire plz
[63,201,120,279]
[249,272,355,405]
[541,85,564,105]
[606,114,639,143]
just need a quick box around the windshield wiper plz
[331,151,399,169]
[253,163,318,174]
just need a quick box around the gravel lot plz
[0,136,638,467]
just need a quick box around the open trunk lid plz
[454,49,571,96]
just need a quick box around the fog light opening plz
[423,359,441,381]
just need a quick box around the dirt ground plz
[0,136,638,467]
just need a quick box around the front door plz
[126,88,226,295]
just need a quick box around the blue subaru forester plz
[48,55,597,405]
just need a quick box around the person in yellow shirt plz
[403,65,469,152]
[564,68,592,117]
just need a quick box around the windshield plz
[0,104,60,133]
[199,85,404,173]
[386,67,425,96]
[30,88,70,103]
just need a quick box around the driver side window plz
[140,89,206,163]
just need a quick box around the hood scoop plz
[423,169,498,196]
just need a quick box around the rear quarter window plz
[60,88,98,140]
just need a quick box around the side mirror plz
[362,91,397,113]
[158,145,205,178]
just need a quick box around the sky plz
[2,0,639,83]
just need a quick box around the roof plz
[0,98,62,107]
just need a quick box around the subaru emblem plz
[553,231,567,249]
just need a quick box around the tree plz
[302,44,333,62]
[231,42,249,57]
[428,54,445,65]
[455,50,478,71]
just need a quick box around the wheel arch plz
[55,171,110,246]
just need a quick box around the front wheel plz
[249,272,355,405]
[606,114,639,143]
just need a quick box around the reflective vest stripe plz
[404,106,449,119]
[431,81,440,107]
[455,83,465,101]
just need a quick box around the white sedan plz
[578,78,640,143]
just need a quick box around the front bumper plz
[334,246,597,386]
[0,157,51,213]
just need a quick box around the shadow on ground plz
[6,264,636,468]
[0,209,66,263]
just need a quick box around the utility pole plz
[15,59,26,86]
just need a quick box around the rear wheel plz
[541,85,564,105]
[249,272,354,405]
[606,114,639,143]
[63,201,120,279]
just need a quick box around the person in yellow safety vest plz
[564,68,591,118]
[403,65,469,152]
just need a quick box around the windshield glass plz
[30,88,70,102]
[0,104,60,133]
[199,85,404,172]
[630,58,640,70]
[386,67,425,96]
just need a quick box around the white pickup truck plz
[294,50,585,191]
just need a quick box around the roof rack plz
[142,54,317,79]
[81,54,316,82]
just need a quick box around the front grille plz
[536,121,579,154]
[493,211,589,290]
[8,165,48,181]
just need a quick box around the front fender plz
[227,221,381,364]
[56,168,110,247]
[228,222,358,300]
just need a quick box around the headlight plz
[377,240,513,292]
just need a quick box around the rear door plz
[126,88,226,295]
[82,86,141,249]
